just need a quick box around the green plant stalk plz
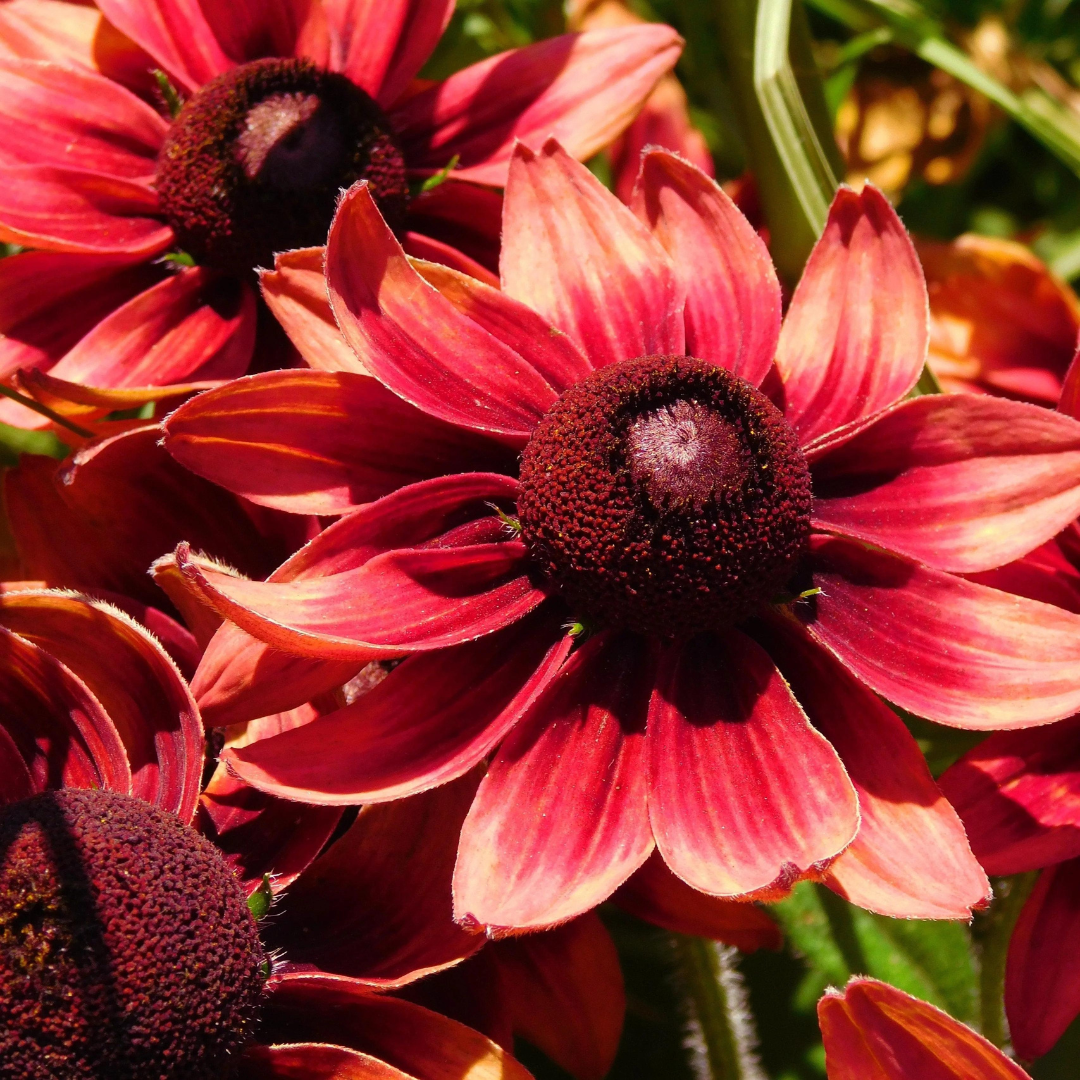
[0,384,94,439]
[977,872,1039,1047]
[714,0,844,284]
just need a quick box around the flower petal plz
[406,179,502,276]
[632,149,780,387]
[762,614,990,919]
[198,0,331,68]
[612,852,781,950]
[0,590,203,823]
[163,369,515,515]
[265,775,483,987]
[238,1043,414,1080]
[402,233,499,288]
[494,914,624,1080]
[938,719,1080,875]
[0,58,166,177]
[454,631,655,933]
[648,629,858,899]
[819,978,1031,1080]
[224,608,569,803]
[392,26,683,185]
[500,139,684,369]
[1006,859,1080,1060]
[0,162,172,256]
[0,721,34,803]
[326,180,559,440]
[802,535,1080,728]
[811,394,1080,573]
[94,0,231,92]
[775,185,928,445]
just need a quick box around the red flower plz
[819,979,1031,1079]
[163,140,1080,934]
[0,0,681,427]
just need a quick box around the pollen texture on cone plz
[518,356,812,635]
[156,58,409,273]
[0,789,264,1080]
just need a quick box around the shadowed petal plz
[819,978,1031,1080]
[163,369,514,515]
[776,186,927,445]
[802,535,1080,728]
[225,608,570,803]
[265,776,483,987]
[811,395,1080,573]
[454,631,655,933]
[0,162,172,256]
[500,139,684,369]
[198,0,331,68]
[239,1044,413,1080]
[392,26,682,185]
[0,722,34,803]
[0,58,166,176]
[0,590,203,823]
[632,149,780,387]
[1006,859,1080,1060]
[648,629,858,899]
[938,718,1080,875]
[327,181,559,440]
[403,233,500,287]
[762,614,990,919]
[494,913,624,1080]
[407,179,502,276]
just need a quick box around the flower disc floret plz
[0,789,265,1080]
[156,58,409,273]
[518,356,812,635]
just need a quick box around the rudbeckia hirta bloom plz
[165,139,1080,934]
[0,0,680,424]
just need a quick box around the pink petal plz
[612,852,782,951]
[454,631,655,933]
[238,1043,413,1080]
[198,0,331,67]
[938,718,1080,875]
[0,623,131,796]
[0,58,166,177]
[648,629,858,899]
[1007,859,1080,1060]
[225,608,569,803]
[776,186,928,445]
[811,394,1080,573]
[966,536,1080,615]
[48,267,255,388]
[632,149,780,386]
[264,775,483,987]
[163,368,514,515]
[494,914,624,1080]
[326,180,560,441]
[0,162,172,256]
[94,0,231,93]
[0,590,203,823]
[802,534,1080,728]
[324,0,453,106]
[762,614,990,919]
[500,139,684,369]
[392,26,683,186]
[402,232,500,287]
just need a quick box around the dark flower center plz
[0,788,264,1080]
[156,58,409,274]
[518,355,813,635]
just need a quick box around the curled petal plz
[803,534,1080,728]
[454,631,655,933]
[501,139,684,369]
[648,629,858,899]
[238,1043,413,1080]
[632,149,780,387]
[776,186,928,445]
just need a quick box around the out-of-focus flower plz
[161,140,1080,936]
[918,234,1080,403]
[819,979,1032,1079]
[565,0,712,204]
[0,0,681,429]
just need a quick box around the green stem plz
[0,384,94,439]
[672,935,760,1080]
[977,872,1039,1047]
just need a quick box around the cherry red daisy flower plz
[0,0,681,427]
[162,139,1080,934]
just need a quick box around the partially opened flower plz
[0,0,681,426]
[819,979,1031,1079]
[163,139,1080,935]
